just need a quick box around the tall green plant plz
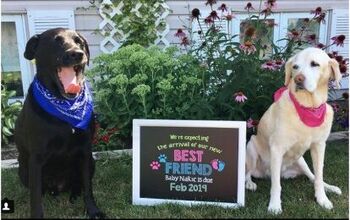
[1,85,22,145]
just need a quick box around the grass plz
[1,140,348,219]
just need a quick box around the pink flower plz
[331,103,340,112]
[261,61,276,70]
[305,34,317,44]
[180,37,190,46]
[287,29,300,41]
[247,118,259,128]
[218,3,228,12]
[316,43,325,49]
[247,118,254,128]
[101,135,110,143]
[331,35,346,47]
[205,0,217,6]
[209,10,220,20]
[311,7,322,16]
[265,0,277,8]
[234,91,248,103]
[273,59,284,69]
[204,17,214,25]
[175,29,186,38]
[261,7,272,17]
[245,2,255,11]
[239,41,256,55]
[261,60,285,71]
[314,12,326,24]
[191,8,201,20]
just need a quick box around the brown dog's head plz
[24,28,90,99]
[284,48,342,94]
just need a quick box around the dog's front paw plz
[268,202,282,215]
[316,197,333,210]
[325,184,342,195]
[245,180,257,191]
[87,208,106,219]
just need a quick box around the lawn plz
[1,140,348,219]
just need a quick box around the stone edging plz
[1,149,132,169]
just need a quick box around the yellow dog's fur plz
[245,48,342,214]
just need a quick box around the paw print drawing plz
[158,154,167,163]
[150,161,161,170]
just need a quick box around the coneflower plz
[234,91,248,103]
[331,35,346,47]
[191,8,201,20]
[244,2,254,11]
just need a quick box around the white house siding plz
[1,0,349,92]
[2,0,348,56]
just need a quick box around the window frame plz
[2,14,33,101]
[231,11,329,48]
[232,13,281,46]
[278,12,329,47]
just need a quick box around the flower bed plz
[89,1,348,151]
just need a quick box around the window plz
[1,15,32,99]
[1,10,76,100]
[279,12,327,47]
[232,12,328,51]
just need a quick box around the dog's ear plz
[24,34,40,60]
[284,55,295,86]
[329,58,342,89]
[77,33,90,65]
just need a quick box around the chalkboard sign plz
[132,119,246,208]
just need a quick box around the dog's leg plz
[267,144,283,214]
[297,156,341,195]
[29,154,43,218]
[18,152,29,187]
[310,142,333,210]
[82,152,105,218]
[245,137,257,191]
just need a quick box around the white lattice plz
[97,0,170,53]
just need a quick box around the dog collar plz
[274,87,326,127]
[32,76,93,130]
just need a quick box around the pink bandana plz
[274,87,326,127]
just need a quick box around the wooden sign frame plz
[132,119,246,208]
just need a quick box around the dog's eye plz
[54,36,64,42]
[311,61,320,67]
[74,37,82,44]
[292,64,299,70]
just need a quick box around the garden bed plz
[1,140,348,218]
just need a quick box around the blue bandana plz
[32,76,93,130]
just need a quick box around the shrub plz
[90,1,348,150]
[1,85,22,146]
[87,44,212,150]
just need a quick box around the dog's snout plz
[70,51,84,60]
[294,74,305,84]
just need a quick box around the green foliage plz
[1,85,22,145]
[174,2,343,136]
[87,45,212,150]
[98,0,169,47]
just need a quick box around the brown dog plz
[15,28,104,218]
